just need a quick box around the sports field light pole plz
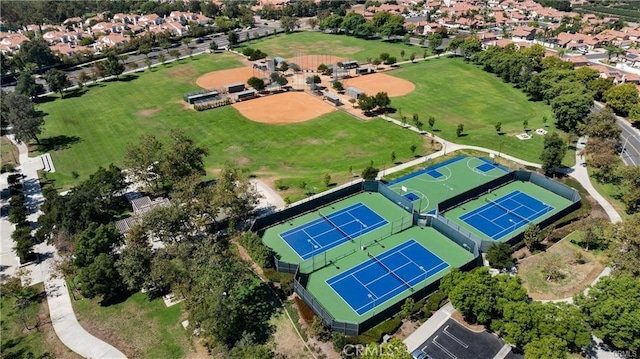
[368,294,376,315]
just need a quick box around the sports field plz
[445,180,573,241]
[388,58,575,166]
[304,225,470,322]
[262,192,410,264]
[385,156,509,214]
[37,53,428,190]
[238,32,423,63]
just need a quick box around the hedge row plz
[194,98,231,111]
[238,232,274,269]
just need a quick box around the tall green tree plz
[551,90,592,131]
[606,213,640,275]
[523,336,568,359]
[4,92,43,144]
[579,108,621,139]
[44,68,70,98]
[428,32,443,54]
[619,167,640,214]
[104,53,125,78]
[486,242,514,269]
[227,30,239,46]
[212,163,260,223]
[575,275,640,352]
[15,72,40,99]
[16,37,58,70]
[540,132,566,176]
[604,83,639,117]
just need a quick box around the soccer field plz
[37,53,429,190]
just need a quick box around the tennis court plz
[280,202,388,260]
[385,157,509,213]
[459,190,554,240]
[327,239,449,315]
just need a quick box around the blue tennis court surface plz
[280,203,388,260]
[327,239,449,315]
[403,192,420,202]
[459,190,554,240]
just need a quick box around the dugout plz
[346,86,365,99]
[184,89,219,104]
[323,91,341,106]
[342,60,359,69]
[356,66,374,75]
[224,82,246,94]
[235,89,257,101]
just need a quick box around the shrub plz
[274,179,289,190]
[238,232,275,268]
[423,291,447,315]
[294,296,316,324]
[347,316,403,344]
[1,163,16,173]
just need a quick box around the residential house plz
[0,32,29,54]
[512,26,536,41]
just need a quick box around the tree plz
[374,91,390,111]
[523,119,529,131]
[390,151,396,163]
[575,275,640,352]
[78,71,90,86]
[358,94,377,114]
[280,16,300,32]
[486,242,514,270]
[551,90,592,132]
[540,132,566,176]
[168,49,180,60]
[247,76,265,91]
[400,297,415,319]
[4,92,43,144]
[8,195,28,225]
[278,61,289,72]
[523,336,568,359]
[428,32,443,54]
[332,80,344,91]
[12,227,34,263]
[606,213,640,275]
[104,53,124,79]
[44,68,70,97]
[523,224,542,250]
[410,144,417,156]
[15,72,39,99]
[160,129,209,187]
[400,49,405,60]
[383,56,397,66]
[211,163,260,223]
[323,173,331,187]
[456,124,464,137]
[460,35,482,59]
[16,37,58,70]
[428,116,435,129]
[440,268,500,324]
[580,108,621,139]
[115,226,153,291]
[124,134,164,192]
[604,83,639,117]
[588,77,614,101]
[409,53,416,62]
[157,53,166,64]
[619,167,640,214]
[361,165,379,180]
[210,41,218,51]
[495,121,502,133]
[74,224,123,268]
[227,31,239,46]
[77,252,123,299]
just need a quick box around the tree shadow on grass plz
[99,289,135,307]
[62,88,90,99]
[37,135,81,152]
[457,133,469,138]
[34,95,58,104]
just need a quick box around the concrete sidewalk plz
[404,302,455,352]
[4,135,127,358]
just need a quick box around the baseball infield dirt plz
[343,73,415,97]
[232,92,336,124]
[196,67,257,89]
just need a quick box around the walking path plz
[3,135,127,359]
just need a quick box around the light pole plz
[368,294,376,315]
[419,266,427,291]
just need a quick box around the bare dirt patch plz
[343,73,415,97]
[196,67,256,89]
[137,108,161,118]
[451,311,485,332]
[286,55,347,71]
[518,239,604,300]
[232,92,336,124]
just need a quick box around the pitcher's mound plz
[196,67,256,89]
[233,92,336,124]
[343,73,415,97]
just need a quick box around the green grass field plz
[444,181,574,242]
[388,57,575,166]
[37,52,429,190]
[72,292,191,358]
[239,31,424,62]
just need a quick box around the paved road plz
[593,102,640,166]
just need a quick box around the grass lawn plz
[1,136,20,170]
[388,57,576,166]
[37,52,432,194]
[517,232,604,300]
[71,291,193,358]
[1,283,80,359]
[239,31,426,62]
[587,167,630,221]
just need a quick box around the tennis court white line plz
[361,261,415,288]
[353,275,379,300]
[301,228,322,248]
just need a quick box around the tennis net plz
[485,198,531,224]
[319,211,354,241]
[368,252,413,290]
